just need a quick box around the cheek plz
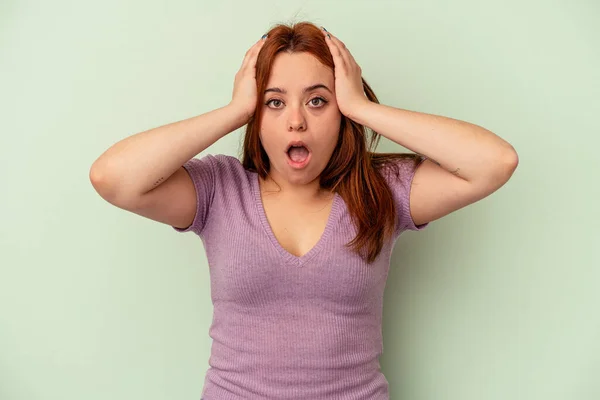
[259,114,279,138]
[258,127,280,154]
[323,106,342,126]
[322,117,342,145]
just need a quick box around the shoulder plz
[184,153,247,178]
[185,153,255,196]
[378,154,427,187]
[212,154,253,185]
[375,154,429,233]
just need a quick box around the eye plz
[309,97,328,107]
[265,99,283,108]
[265,97,328,109]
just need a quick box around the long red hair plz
[241,21,420,264]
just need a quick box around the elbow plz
[501,144,519,178]
[89,162,106,188]
[89,162,135,208]
[473,145,519,193]
[89,162,108,194]
[490,144,519,188]
[89,163,118,203]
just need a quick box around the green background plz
[1,1,598,399]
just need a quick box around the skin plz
[258,52,342,203]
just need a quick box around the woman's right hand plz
[228,36,267,123]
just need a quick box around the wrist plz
[225,102,253,128]
[347,99,375,126]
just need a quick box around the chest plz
[261,195,333,258]
[201,185,396,307]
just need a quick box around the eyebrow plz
[264,83,332,95]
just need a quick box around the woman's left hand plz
[321,28,370,119]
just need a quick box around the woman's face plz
[259,51,342,187]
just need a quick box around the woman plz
[90,22,518,400]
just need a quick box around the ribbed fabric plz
[173,154,428,400]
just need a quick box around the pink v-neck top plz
[173,153,427,400]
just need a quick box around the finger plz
[322,30,346,70]
[240,41,258,68]
[241,37,266,70]
[241,38,265,70]
[328,33,354,70]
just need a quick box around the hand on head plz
[320,27,369,118]
[229,35,268,123]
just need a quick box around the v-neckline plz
[252,172,341,267]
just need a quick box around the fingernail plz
[261,34,268,40]
[327,33,331,39]
[321,26,328,32]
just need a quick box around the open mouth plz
[286,142,311,168]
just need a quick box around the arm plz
[351,103,519,225]
[89,104,247,205]
[322,28,518,226]
[89,105,248,229]
[89,36,267,229]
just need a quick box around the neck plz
[259,173,332,202]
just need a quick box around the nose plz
[287,105,306,132]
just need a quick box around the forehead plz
[266,52,333,89]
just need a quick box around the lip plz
[285,140,310,152]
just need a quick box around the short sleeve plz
[172,154,217,236]
[384,156,429,234]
